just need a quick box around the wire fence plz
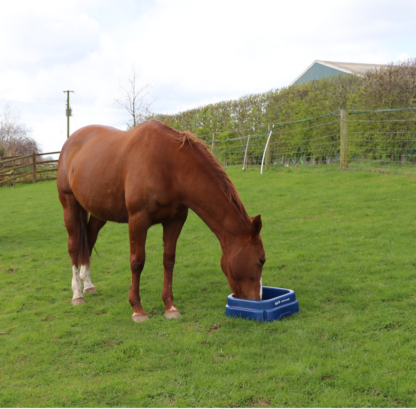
[204,107,416,173]
[2,108,416,189]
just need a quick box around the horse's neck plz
[180,166,249,245]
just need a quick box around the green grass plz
[1,168,416,407]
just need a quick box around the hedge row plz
[151,59,416,165]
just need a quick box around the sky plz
[1,0,415,153]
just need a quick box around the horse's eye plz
[259,258,266,266]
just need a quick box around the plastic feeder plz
[225,286,300,322]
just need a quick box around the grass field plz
[1,167,416,407]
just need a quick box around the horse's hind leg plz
[80,216,107,294]
[162,209,188,319]
[59,192,89,305]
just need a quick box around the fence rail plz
[0,151,60,187]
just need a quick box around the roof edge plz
[315,60,355,74]
[289,60,319,86]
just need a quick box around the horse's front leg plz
[128,213,150,322]
[162,209,188,319]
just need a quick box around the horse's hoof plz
[132,313,149,323]
[72,297,85,306]
[83,286,97,294]
[165,311,181,319]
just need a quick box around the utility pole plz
[63,90,74,139]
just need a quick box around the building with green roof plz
[290,60,388,86]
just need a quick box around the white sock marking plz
[72,265,83,300]
[80,262,95,291]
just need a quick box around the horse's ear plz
[250,215,262,237]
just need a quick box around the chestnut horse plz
[57,119,265,322]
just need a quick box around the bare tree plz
[0,104,40,158]
[115,66,155,129]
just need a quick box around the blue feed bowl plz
[225,286,300,322]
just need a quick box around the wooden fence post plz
[12,158,16,188]
[32,152,36,183]
[211,132,216,155]
[265,123,271,171]
[340,109,349,171]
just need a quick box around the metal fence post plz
[261,125,274,175]
[340,109,349,171]
[211,132,216,155]
[242,134,251,170]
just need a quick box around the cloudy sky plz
[1,0,415,153]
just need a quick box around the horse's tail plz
[78,209,90,266]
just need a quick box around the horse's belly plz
[76,188,129,223]
[89,200,129,223]
[70,168,129,223]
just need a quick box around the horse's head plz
[221,215,265,300]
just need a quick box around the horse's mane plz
[149,119,251,226]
